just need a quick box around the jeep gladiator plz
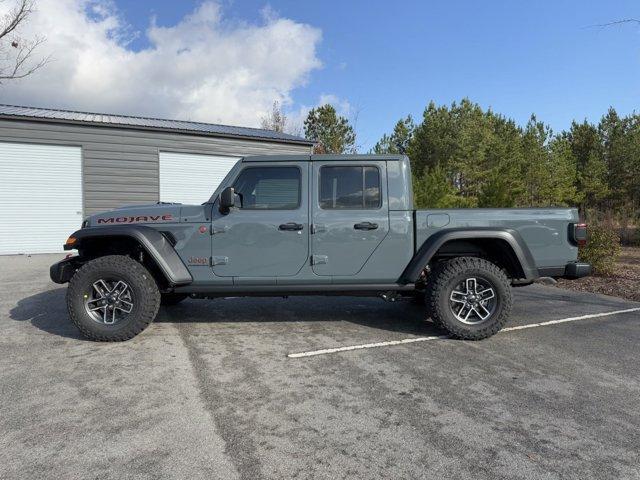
[50,154,591,341]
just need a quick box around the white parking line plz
[501,307,640,331]
[287,307,640,358]
[287,335,450,358]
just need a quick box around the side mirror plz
[219,187,237,212]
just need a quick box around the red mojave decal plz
[97,214,174,224]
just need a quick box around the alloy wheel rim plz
[84,278,134,325]
[449,277,497,324]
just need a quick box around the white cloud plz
[0,0,322,127]
[317,94,352,117]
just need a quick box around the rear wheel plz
[425,257,512,340]
[67,255,160,341]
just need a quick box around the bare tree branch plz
[0,36,48,80]
[260,101,288,133]
[0,0,48,83]
[0,0,33,40]
[586,18,640,29]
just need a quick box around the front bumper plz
[50,257,82,284]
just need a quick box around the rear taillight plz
[570,223,587,246]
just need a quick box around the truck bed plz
[414,208,580,269]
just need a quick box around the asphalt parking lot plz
[1,254,639,480]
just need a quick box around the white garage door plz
[0,142,82,255]
[159,151,239,205]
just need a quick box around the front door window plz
[234,167,301,210]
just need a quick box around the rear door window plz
[319,166,381,209]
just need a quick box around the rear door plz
[310,161,389,276]
[210,162,309,277]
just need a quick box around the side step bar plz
[173,283,416,296]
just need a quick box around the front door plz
[211,163,309,277]
[310,161,389,276]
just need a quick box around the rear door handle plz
[279,222,304,231]
[354,222,378,230]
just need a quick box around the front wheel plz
[66,255,161,341]
[425,257,512,340]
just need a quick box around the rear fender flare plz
[399,228,538,283]
[66,225,193,286]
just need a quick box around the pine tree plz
[598,108,640,214]
[372,115,415,154]
[377,98,637,216]
[565,121,609,213]
[546,137,579,206]
[408,98,526,208]
[304,104,356,154]
[412,165,461,208]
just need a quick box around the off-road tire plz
[67,255,161,341]
[160,293,189,306]
[425,257,512,340]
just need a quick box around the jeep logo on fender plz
[97,214,174,224]
[187,256,208,266]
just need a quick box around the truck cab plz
[190,154,415,287]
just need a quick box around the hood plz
[85,202,186,228]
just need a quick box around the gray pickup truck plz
[51,154,590,341]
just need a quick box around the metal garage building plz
[0,104,313,255]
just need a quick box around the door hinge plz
[210,225,228,235]
[310,255,328,265]
[310,224,326,234]
[211,256,228,266]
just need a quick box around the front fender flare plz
[399,228,538,284]
[65,225,193,286]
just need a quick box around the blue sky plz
[3,1,640,150]
[114,0,640,149]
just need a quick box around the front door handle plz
[279,222,304,231]
[354,222,378,231]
